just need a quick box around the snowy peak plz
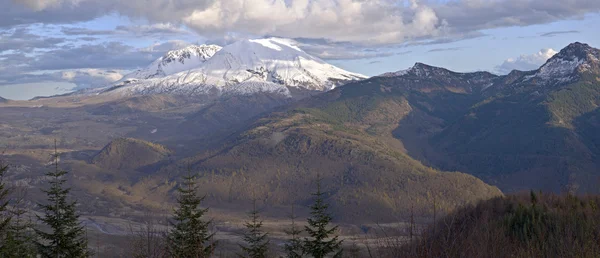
[527,42,600,85]
[159,44,222,71]
[407,62,453,77]
[121,44,222,81]
[380,63,457,78]
[106,38,366,97]
[195,37,366,91]
[554,42,598,62]
[378,63,445,78]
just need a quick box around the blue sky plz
[333,13,600,75]
[1,0,600,100]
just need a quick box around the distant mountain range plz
[351,42,600,193]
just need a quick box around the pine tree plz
[0,163,13,249]
[2,193,38,258]
[303,174,342,258]
[0,162,37,258]
[35,143,91,258]
[167,170,215,258]
[283,204,304,258]
[239,200,269,258]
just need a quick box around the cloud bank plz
[6,0,599,45]
[496,48,558,74]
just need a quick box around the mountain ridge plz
[390,42,600,193]
[119,44,222,82]
[240,41,600,194]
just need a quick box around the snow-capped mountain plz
[375,42,600,95]
[523,42,600,86]
[104,38,365,97]
[119,44,222,82]
[376,62,499,93]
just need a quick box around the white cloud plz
[496,48,558,74]
[11,0,445,45]
[180,0,444,45]
[60,69,124,88]
[9,0,600,46]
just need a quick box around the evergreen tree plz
[239,200,269,258]
[0,163,13,249]
[167,170,215,258]
[0,162,37,258]
[35,144,90,258]
[303,175,342,258]
[2,194,38,258]
[283,204,304,258]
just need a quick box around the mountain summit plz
[524,42,600,86]
[104,38,365,97]
[120,44,222,82]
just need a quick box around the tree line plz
[0,146,344,258]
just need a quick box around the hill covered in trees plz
[401,193,600,257]
[167,97,502,222]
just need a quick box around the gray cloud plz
[294,38,400,60]
[8,0,441,45]
[0,52,34,81]
[61,27,115,36]
[428,47,463,53]
[61,23,190,38]
[5,0,213,28]
[0,39,190,88]
[540,30,580,37]
[139,40,193,53]
[0,0,111,27]
[309,49,399,60]
[0,69,124,89]
[115,24,190,37]
[78,37,99,41]
[0,28,65,53]
[31,42,159,70]
[406,32,487,47]
[432,0,600,35]
[9,0,600,46]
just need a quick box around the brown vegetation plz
[92,138,172,170]
[398,192,600,258]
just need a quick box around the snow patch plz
[536,57,584,80]
[378,69,409,77]
[119,44,222,81]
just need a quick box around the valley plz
[1,39,600,256]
